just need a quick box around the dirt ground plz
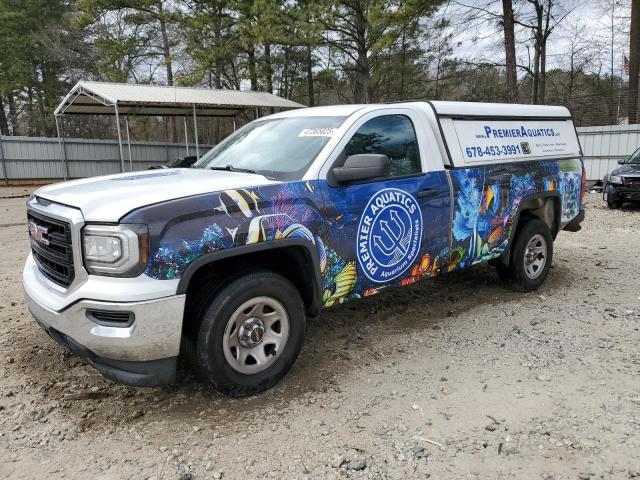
[0,188,639,480]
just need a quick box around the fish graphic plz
[217,189,261,218]
[487,225,504,247]
[281,223,315,244]
[480,185,496,213]
[325,261,357,305]
[316,236,327,273]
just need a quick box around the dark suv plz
[605,148,640,208]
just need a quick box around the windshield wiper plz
[209,164,257,174]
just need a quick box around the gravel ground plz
[0,190,639,480]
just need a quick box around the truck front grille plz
[625,177,640,188]
[27,210,75,287]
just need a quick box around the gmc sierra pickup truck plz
[23,101,586,396]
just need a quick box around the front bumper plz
[607,184,640,202]
[24,254,185,386]
[563,208,585,232]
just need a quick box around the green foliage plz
[0,0,632,138]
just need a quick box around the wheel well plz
[517,196,560,239]
[181,246,320,340]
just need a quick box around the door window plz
[344,114,421,177]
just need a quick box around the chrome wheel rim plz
[222,296,289,374]
[524,233,547,280]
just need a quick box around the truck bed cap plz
[429,101,571,119]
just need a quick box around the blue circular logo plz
[357,188,422,283]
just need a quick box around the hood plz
[612,163,640,176]
[35,168,277,222]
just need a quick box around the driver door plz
[317,110,451,305]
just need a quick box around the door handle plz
[417,189,439,198]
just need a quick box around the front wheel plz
[191,270,306,397]
[496,217,553,292]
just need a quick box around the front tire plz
[606,186,622,209]
[607,198,622,209]
[192,270,306,397]
[496,217,553,292]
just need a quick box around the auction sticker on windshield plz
[298,128,337,137]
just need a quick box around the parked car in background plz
[604,148,640,208]
[149,155,199,170]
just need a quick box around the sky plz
[440,0,631,78]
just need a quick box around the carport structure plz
[54,81,305,178]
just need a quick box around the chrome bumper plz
[24,254,185,363]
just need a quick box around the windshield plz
[194,116,346,180]
[626,147,640,164]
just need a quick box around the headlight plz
[82,224,148,276]
[609,175,623,184]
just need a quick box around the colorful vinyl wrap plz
[122,158,583,308]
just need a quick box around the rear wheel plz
[191,270,306,396]
[496,217,553,292]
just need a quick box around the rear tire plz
[191,270,306,397]
[496,217,553,292]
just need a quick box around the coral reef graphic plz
[449,159,582,269]
[134,158,583,310]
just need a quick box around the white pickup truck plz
[24,101,586,395]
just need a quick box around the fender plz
[505,190,562,250]
[509,191,562,243]
[175,238,323,316]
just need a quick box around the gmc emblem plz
[29,221,49,246]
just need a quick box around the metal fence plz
[1,125,639,183]
[576,124,640,181]
[0,135,209,182]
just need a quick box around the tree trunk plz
[399,31,406,101]
[0,96,9,135]
[629,0,640,124]
[353,5,370,103]
[8,94,17,135]
[306,45,315,107]
[532,45,540,104]
[248,47,258,91]
[539,41,547,104]
[502,0,518,102]
[283,46,290,99]
[264,43,273,94]
[158,2,173,86]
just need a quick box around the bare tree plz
[514,0,574,104]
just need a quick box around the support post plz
[55,115,70,181]
[114,104,125,173]
[0,132,7,186]
[183,116,189,156]
[192,105,199,158]
[233,117,237,132]
[125,115,133,171]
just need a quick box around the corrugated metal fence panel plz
[0,135,210,180]
[577,124,640,181]
[3,127,639,182]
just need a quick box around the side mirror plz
[618,159,626,165]
[332,154,390,183]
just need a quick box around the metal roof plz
[55,81,305,117]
